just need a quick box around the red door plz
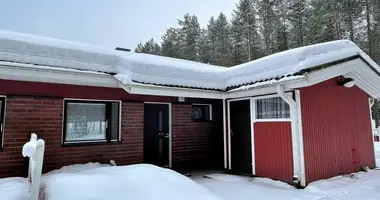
[254,122,294,183]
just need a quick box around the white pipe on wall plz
[276,84,302,186]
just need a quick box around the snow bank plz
[44,164,221,200]
[42,162,109,179]
[194,173,324,200]
[306,171,380,199]
[375,142,380,167]
[0,177,30,200]
[0,30,376,90]
[195,171,380,200]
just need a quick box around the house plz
[0,31,378,187]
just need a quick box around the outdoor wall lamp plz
[337,77,355,88]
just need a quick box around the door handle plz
[230,129,234,136]
[158,133,169,138]
[158,133,165,136]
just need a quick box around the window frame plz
[252,93,292,122]
[0,96,5,148]
[191,103,213,122]
[62,99,122,145]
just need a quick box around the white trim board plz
[249,98,255,175]
[0,95,6,148]
[227,100,231,169]
[368,99,377,169]
[0,62,119,88]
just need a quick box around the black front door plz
[144,104,170,167]
[230,100,252,174]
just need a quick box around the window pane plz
[192,105,211,121]
[256,97,290,119]
[66,103,106,141]
[159,110,163,132]
[110,102,119,141]
[192,106,204,120]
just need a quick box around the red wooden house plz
[0,31,378,187]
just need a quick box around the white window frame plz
[0,95,6,148]
[62,98,122,145]
[252,93,292,122]
[192,103,213,121]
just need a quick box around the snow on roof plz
[0,30,378,91]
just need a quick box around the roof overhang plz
[286,58,380,98]
[2,58,380,100]
[0,61,119,88]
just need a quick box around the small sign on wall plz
[178,97,185,102]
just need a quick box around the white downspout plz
[276,84,302,186]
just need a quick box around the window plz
[0,97,5,147]
[64,100,120,144]
[192,104,212,121]
[256,97,290,119]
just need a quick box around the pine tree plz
[257,0,277,55]
[306,0,337,44]
[232,0,261,61]
[135,0,380,67]
[207,16,217,64]
[231,14,247,65]
[213,13,232,66]
[161,28,182,59]
[135,38,161,55]
[198,28,213,64]
[273,0,290,52]
[288,0,309,47]
[178,13,201,61]
[369,0,380,63]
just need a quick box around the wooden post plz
[23,133,45,200]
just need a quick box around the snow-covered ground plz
[1,162,380,200]
[0,177,30,200]
[193,171,380,200]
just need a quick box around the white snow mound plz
[44,164,221,200]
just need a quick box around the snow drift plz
[43,164,221,200]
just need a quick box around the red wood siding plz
[254,122,293,183]
[300,78,375,183]
[172,103,223,169]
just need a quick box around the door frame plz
[144,102,172,168]
[227,97,253,173]
[227,93,293,175]
[0,95,6,148]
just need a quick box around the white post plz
[22,133,45,200]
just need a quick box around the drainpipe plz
[276,84,302,186]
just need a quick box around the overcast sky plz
[0,0,237,50]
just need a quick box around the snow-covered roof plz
[0,30,379,91]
